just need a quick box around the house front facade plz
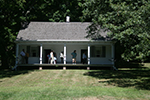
[15,22,115,66]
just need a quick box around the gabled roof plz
[16,22,109,42]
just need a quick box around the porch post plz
[63,44,66,70]
[12,43,19,70]
[88,45,90,65]
[39,44,43,70]
[111,43,114,64]
[111,43,117,70]
[16,44,19,65]
[40,44,43,64]
[64,44,66,64]
[87,44,90,70]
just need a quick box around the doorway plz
[81,49,87,63]
[45,49,51,63]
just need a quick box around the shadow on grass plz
[0,69,35,79]
[116,62,144,68]
[84,68,150,90]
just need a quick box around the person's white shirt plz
[50,52,53,58]
[60,53,64,58]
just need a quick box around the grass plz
[0,64,150,100]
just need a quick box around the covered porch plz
[14,22,117,70]
[15,41,116,70]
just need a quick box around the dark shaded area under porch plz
[17,63,113,70]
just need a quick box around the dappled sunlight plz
[0,70,150,99]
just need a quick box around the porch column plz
[63,44,66,70]
[64,44,66,64]
[87,44,90,70]
[15,44,19,65]
[111,43,115,64]
[88,45,90,65]
[40,44,43,64]
[12,44,19,70]
[39,44,43,70]
[111,43,117,70]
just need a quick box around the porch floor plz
[17,63,114,70]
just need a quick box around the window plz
[30,46,39,57]
[91,46,106,57]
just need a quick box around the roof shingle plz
[16,22,108,41]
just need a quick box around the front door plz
[45,49,51,63]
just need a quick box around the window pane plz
[90,46,106,57]
[91,46,95,57]
[31,47,38,57]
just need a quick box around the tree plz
[0,0,85,69]
[0,0,25,69]
[82,0,150,61]
[27,0,85,22]
[0,0,45,69]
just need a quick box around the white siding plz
[18,43,113,64]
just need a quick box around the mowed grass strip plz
[0,69,150,100]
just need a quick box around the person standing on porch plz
[20,49,25,64]
[25,52,29,64]
[71,50,77,64]
[82,52,87,64]
[50,50,54,64]
[60,51,64,63]
[47,52,51,64]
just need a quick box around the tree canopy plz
[82,0,150,61]
[0,0,85,69]
[0,0,150,69]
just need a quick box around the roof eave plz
[15,39,114,44]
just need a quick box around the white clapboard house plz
[15,19,116,69]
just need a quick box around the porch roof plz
[16,22,111,43]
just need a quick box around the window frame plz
[91,46,106,58]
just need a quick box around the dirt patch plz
[74,97,99,100]
[74,96,117,100]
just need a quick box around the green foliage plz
[25,0,85,22]
[0,0,25,68]
[0,0,86,69]
[83,0,150,61]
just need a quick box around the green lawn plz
[0,64,150,100]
